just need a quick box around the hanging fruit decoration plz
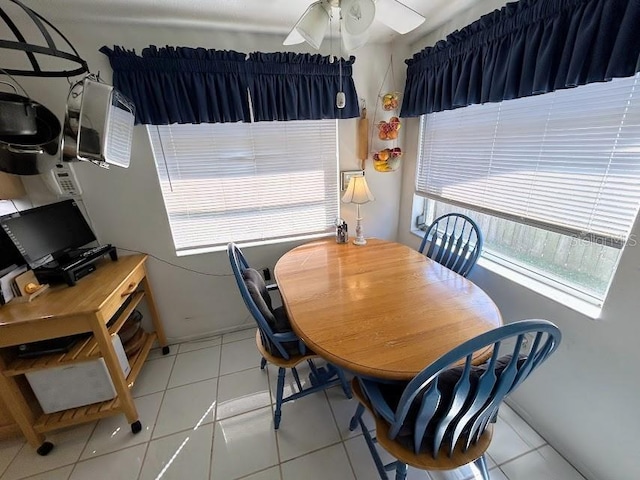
[382,92,400,111]
[373,147,402,172]
[377,116,401,140]
[373,92,402,172]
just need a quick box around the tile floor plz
[0,328,587,480]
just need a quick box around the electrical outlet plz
[521,333,535,354]
[261,267,271,281]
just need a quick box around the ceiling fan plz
[283,0,425,51]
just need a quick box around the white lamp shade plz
[341,0,376,36]
[342,175,374,204]
[295,1,331,50]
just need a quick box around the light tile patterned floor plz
[0,328,586,480]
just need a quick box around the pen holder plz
[336,222,348,244]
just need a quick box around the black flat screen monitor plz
[0,226,25,273]
[0,200,96,269]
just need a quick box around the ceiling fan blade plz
[375,0,425,34]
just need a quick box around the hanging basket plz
[376,117,401,140]
[381,92,401,111]
[373,147,401,172]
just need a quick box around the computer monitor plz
[0,200,96,269]
[0,226,25,274]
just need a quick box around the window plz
[148,120,339,254]
[414,73,640,306]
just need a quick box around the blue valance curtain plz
[401,0,640,117]
[99,46,251,125]
[100,46,359,124]
[246,53,359,121]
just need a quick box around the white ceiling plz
[22,0,487,47]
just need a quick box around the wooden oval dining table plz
[274,238,503,381]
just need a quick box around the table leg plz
[91,317,139,425]
[141,270,168,350]
[0,364,44,449]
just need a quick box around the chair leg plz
[336,367,352,399]
[307,359,326,386]
[349,403,365,431]
[306,361,351,399]
[274,367,286,429]
[357,411,389,480]
[394,462,407,480]
[291,367,304,391]
[260,357,267,370]
[473,455,490,480]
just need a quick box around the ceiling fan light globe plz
[341,0,376,36]
[295,1,331,49]
[341,26,370,51]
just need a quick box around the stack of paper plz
[0,265,28,305]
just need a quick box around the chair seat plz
[254,330,317,369]
[352,378,493,472]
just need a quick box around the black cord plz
[116,247,233,277]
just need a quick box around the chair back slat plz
[431,355,473,454]
[228,242,301,359]
[413,386,442,454]
[382,320,561,457]
[419,213,483,277]
[464,348,524,451]
[432,230,450,264]
[390,380,441,439]
[512,331,554,391]
[441,216,465,266]
[449,241,470,276]
[447,348,502,454]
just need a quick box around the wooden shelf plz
[126,331,156,390]
[33,331,156,433]
[0,255,170,451]
[107,291,144,336]
[4,292,145,377]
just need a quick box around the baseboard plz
[165,324,255,345]
[505,399,597,480]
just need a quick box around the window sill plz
[175,232,334,257]
[409,228,602,320]
[475,257,602,319]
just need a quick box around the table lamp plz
[341,174,374,245]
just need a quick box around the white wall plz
[13,5,638,479]
[9,19,407,341]
[396,1,640,479]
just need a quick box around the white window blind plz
[147,120,338,252]
[417,73,640,247]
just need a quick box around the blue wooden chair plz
[227,242,352,429]
[419,213,483,277]
[349,319,561,480]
